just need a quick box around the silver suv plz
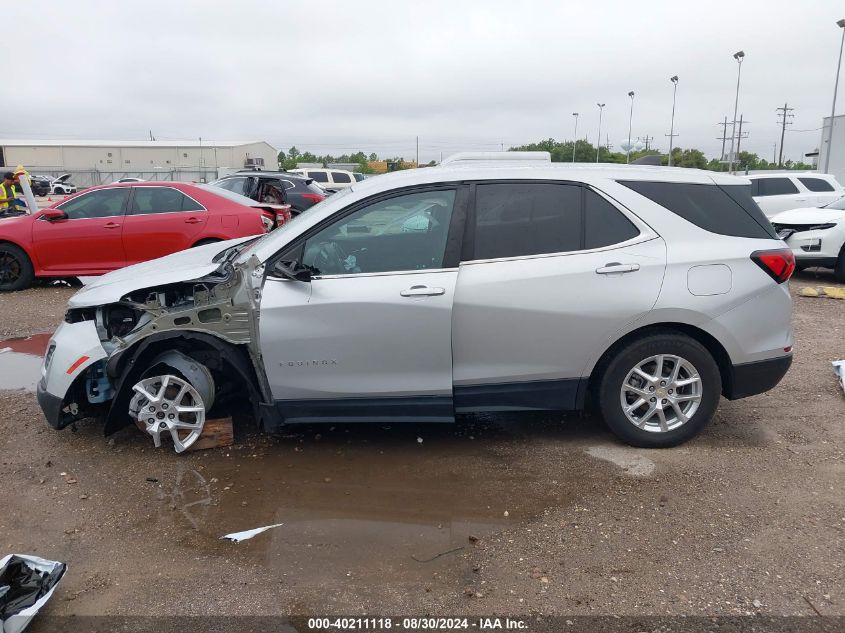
[38,152,794,451]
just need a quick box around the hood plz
[770,207,845,225]
[53,173,72,183]
[68,236,255,308]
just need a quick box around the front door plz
[31,187,129,273]
[259,187,464,422]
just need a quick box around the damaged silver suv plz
[38,152,794,452]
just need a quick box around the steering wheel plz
[310,241,349,275]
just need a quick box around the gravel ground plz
[0,269,843,624]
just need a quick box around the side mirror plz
[273,260,312,282]
[41,209,67,221]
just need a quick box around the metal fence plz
[20,167,221,188]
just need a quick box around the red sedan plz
[0,182,282,291]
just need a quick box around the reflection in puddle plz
[0,333,50,390]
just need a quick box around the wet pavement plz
[0,332,50,390]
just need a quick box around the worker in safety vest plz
[0,172,18,213]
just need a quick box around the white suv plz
[38,153,794,452]
[290,168,355,191]
[748,172,843,217]
[771,195,845,280]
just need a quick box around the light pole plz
[572,112,579,162]
[626,92,635,163]
[823,19,845,173]
[596,103,605,163]
[728,50,745,174]
[668,76,679,167]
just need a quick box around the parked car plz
[37,153,794,453]
[115,177,146,183]
[50,174,78,195]
[210,171,326,215]
[0,182,278,291]
[29,175,52,196]
[770,196,845,280]
[290,168,356,191]
[748,172,844,217]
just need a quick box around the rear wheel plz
[595,333,721,448]
[834,250,845,283]
[0,243,35,291]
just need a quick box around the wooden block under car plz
[133,416,234,451]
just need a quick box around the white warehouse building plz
[0,139,278,186]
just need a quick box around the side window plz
[282,180,296,190]
[130,187,204,214]
[57,188,130,219]
[256,179,286,205]
[309,171,329,183]
[332,171,352,184]
[584,189,639,249]
[301,189,456,275]
[757,178,799,196]
[798,177,835,192]
[216,177,251,197]
[619,181,777,239]
[472,183,581,260]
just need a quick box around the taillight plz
[301,193,324,204]
[275,205,292,226]
[751,248,795,284]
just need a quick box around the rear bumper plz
[725,354,792,400]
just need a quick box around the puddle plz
[0,333,50,390]
[147,420,582,583]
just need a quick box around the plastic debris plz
[219,523,284,543]
[0,554,66,633]
[833,361,845,396]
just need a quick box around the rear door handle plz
[184,217,202,224]
[595,262,640,274]
[400,285,445,297]
[103,222,121,229]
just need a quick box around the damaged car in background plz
[38,153,794,452]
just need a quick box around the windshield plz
[196,183,256,207]
[823,196,845,210]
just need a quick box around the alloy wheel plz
[619,354,702,433]
[129,374,206,453]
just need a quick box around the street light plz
[668,76,679,167]
[728,50,745,174]
[572,112,579,162]
[596,103,605,163]
[823,20,845,173]
[626,91,635,164]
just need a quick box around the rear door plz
[31,187,129,273]
[797,176,841,207]
[452,181,666,411]
[259,186,465,422]
[752,177,808,215]
[121,186,208,264]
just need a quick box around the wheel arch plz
[585,322,733,404]
[104,330,265,435]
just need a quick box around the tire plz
[834,251,845,284]
[594,332,721,448]
[0,243,35,291]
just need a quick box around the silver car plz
[37,152,794,451]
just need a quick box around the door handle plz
[595,262,640,274]
[103,222,121,229]
[184,217,202,224]
[400,285,446,297]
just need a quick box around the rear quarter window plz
[618,181,777,240]
[754,177,799,196]
[798,177,835,192]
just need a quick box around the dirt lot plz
[1,270,844,625]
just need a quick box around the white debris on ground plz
[833,361,845,396]
[219,523,284,543]
[585,445,656,477]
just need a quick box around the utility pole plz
[572,112,579,162]
[735,115,750,168]
[717,117,730,162]
[638,135,654,151]
[415,136,419,167]
[775,102,794,167]
[773,142,777,163]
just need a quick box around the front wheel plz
[834,250,845,283]
[595,333,721,448]
[0,243,35,291]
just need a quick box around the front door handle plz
[400,285,445,297]
[103,222,121,229]
[184,217,202,224]
[595,262,640,274]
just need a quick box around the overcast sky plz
[6,1,843,163]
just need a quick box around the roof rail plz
[440,151,551,165]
